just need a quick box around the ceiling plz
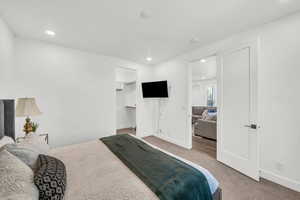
[1,0,300,65]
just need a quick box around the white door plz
[217,42,259,180]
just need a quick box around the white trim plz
[260,170,300,192]
[154,133,192,149]
[186,63,193,149]
[217,39,260,181]
[216,54,222,162]
[141,132,154,138]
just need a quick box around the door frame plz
[187,54,217,149]
[217,40,260,180]
[187,39,260,180]
[114,66,138,136]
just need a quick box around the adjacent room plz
[1,1,300,200]
[191,56,218,158]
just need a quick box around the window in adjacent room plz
[206,84,217,106]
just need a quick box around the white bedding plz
[50,136,219,200]
[51,140,158,200]
[0,136,14,148]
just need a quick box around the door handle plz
[244,124,259,129]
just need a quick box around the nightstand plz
[16,133,49,144]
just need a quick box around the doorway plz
[187,40,259,181]
[115,67,137,135]
[190,56,218,158]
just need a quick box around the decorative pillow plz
[202,109,209,119]
[206,112,217,121]
[0,148,39,200]
[4,143,40,171]
[34,154,67,200]
[0,136,15,148]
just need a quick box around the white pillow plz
[4,143,40,171]
[206,112,217,121]
[0,149,39,200]
[0,136,15,148]
[201,109,209,120]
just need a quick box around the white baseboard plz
[260,170,300,192]
[153,134,191,149]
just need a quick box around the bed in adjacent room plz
[0,99,222,200]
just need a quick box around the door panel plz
[217,43,259,180]
[223,47,250,159]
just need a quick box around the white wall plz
[0,18,15,97]
[152,13,300,191]
[135,66,156,138]
[257,14,300,191]
[0,30,155,147]
[115,68,137,83]
[12,39,117,147]
[152,59,190,147]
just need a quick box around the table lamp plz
[16,98,42,135]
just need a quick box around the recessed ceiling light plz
[45,30,56,37]
[146,57,152,62]
[201,59,206,63]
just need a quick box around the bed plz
[0,99,222,200]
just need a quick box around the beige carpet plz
[144,136,300,200]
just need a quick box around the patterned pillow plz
[0,148,39,200]
[34,155,67,200]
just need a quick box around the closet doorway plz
[115,67,137,135]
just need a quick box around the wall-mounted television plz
[142,81,168,98]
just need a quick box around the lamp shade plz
[16,98,42,117]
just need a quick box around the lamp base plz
[23,117,33,135]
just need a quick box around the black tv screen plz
[142,81,168,98]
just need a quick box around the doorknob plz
[244,124,259,129]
